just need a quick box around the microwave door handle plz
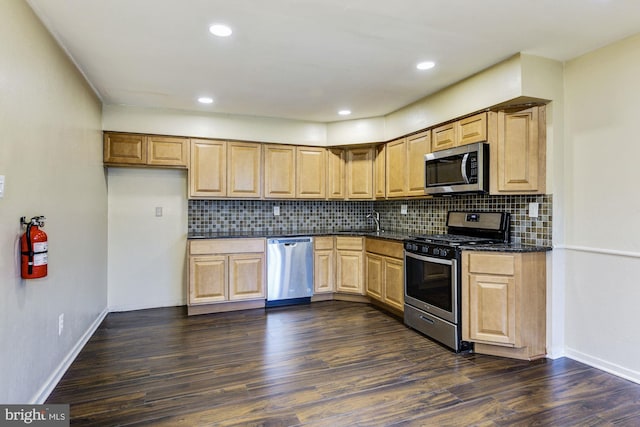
[461,153,470,183]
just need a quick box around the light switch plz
[528,202,539,218]
[155,207,163,217]
[401,204,408,215]
[273,205,280,216]
[0,175,4,198]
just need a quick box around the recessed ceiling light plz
[338,110,351,116]
[198,97,214,104]
[209,24,232,37]
[416,61,436,71]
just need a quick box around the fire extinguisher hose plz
[23,223,34,275]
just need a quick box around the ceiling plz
[27,0,640,123]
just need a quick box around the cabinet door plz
[228,253,265,300]
[374,144,386,199]
[189,139,227,198]
[385,138,406,198]
[314,249,335,293]
[469,274,516,345]
[228,142,262,198]
[493,106,544,193]
[365,253,383,301]
[406,130,430,196]
[346,147,374,199]
[383,257,404,311]
[189,255,227,304]
[148,135,188,167]
[336,250,364,294]
[264,144,296,198]
[296,146,326,199]
[327,148,345,199]
[458,113,487,146]
[104,133,146,165]
[432,122,456,151]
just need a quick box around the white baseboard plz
[31,307,109,404]
[108,298,185,312]
[565,347,640,385]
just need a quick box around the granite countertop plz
[188,229,410,242]
[188,230,551,252]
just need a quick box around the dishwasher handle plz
[267,237,313,245]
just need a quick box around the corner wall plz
[0,1,107,403]
[562,32,640,382]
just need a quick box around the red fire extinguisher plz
[20,216,48,279]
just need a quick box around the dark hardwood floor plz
[47,301,640,426]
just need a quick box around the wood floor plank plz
[46,301,640,426]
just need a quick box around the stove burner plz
[409,234,495,246]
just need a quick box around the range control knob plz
[433,248,440,256]
[440,248,448,257]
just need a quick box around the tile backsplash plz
[189,194,552,246]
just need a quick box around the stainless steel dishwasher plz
[266,237,314,307]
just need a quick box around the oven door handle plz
[404,251,454,266]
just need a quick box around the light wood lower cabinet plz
[313,237,335,293]
[335,237,365,294]
[188,239,266,315]
[365,238,404,312]
[461,250,546,360]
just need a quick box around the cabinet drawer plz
[336,236,363,251]
[468,253,515,275]
[365,238,403,259]
[314,236,335,250]
[190,238,265,255]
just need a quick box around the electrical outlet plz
[529,202,539,218]
[273,205,280,216]
[155,207,163,217]
[0,175,5,199]
[58,313,64,336]
[401,204,408,215]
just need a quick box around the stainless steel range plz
[403,211,510,352]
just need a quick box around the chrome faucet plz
[366,210,381,232]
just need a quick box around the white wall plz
[103,105,327,146]
[0,1,107,403]
[107,168,188,311]
[562,32,640,382]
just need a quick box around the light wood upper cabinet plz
[296,146,326,199]
[458,113,487,146]
[432,112,487,152]
[147,135,189,167]
[432,122,456,151]
[385,130,430,198]
[461,250,546,360]
[227,142,262,198]
[104,132,188,167]
[346,147,374,199]
[406,130,430,196]
[189,139,227,198]
[385,138,406,198]
[490,106,546,194]
[264,144,296,198]
[374,144,386,199]
[327,148,346,200]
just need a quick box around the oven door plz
[404,251,457,324]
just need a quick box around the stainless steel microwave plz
[424,142,489,195]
